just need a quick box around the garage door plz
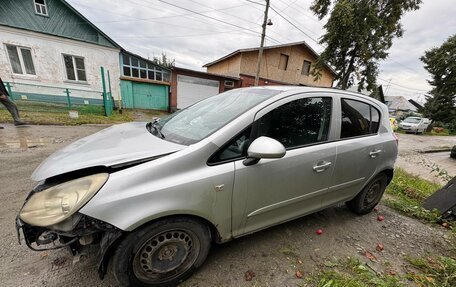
[177,75,220,109]
[120,80,169,110]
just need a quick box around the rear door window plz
[340,99,381,139]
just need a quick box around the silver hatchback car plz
[17,86,398,286]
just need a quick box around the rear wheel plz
[111,217,211,287]
[346,173,388,215]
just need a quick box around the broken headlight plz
[19,173,109,227]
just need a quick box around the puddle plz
[0,137,52,149]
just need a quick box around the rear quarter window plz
[340,99,381,139]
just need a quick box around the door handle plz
[369,149,382,158]
[313,161,332,173]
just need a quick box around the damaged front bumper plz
[16,213,123,278]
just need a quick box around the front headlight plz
[19,173,109,227]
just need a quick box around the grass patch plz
[306,258,401,287]
[428,128,452,136]
[0,101,164,125]
[306,256,456,287]
[384,168,442,222]
[405,256,456,287]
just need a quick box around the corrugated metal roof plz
[0,0,120,49]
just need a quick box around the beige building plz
[203,41,336,87]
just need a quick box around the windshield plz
[403,117,421,123]
[154,88,281,145]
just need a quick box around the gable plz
[0,0,118,48]
[204,42,336,77]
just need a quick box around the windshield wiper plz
[147,118,165,139]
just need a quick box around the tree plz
[152,52,175,68]
[419,35,456,123]
[311,0,421,91]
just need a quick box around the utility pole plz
[254,0,270,86]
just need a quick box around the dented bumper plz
[16,214,123,278]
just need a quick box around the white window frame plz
[224,80,234,87]
[121,54,170,82]
[62,54,87,82]
[34,0,48,16]
[5,44,36,76]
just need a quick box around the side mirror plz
[243,136,286,166]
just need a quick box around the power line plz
[186,0,261,27]
[70,2,252,36]
[265,3,428,93]
[113,29,251,39]
[378,77,429,92]
[185,0,294,44]
[270,0,299,20]
[158,0,282,44]
[243,0,265,6]
[269,5,320,44]
[275,0,323,25]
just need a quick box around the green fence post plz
[5,82,14,101]
[107,70,113,112]
[100,66,109,116]
[65,88,72,109]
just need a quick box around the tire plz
[111,217,211,287]
[346,173,388,215]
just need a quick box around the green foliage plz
[309,258,401,287]
[152,52,175,68]
[310,0,421,91]
[384,168,441,222]
[420,35,456,124]
[405,256,456,287]
[445,119,456,134]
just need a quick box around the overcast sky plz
[67,0,456,102]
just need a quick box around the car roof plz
[242,85,384,106]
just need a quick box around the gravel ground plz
[0,124,454,287]
[396,133,456,185]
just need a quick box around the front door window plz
[256,97,332,148]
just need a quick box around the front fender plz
[80,143,235,242]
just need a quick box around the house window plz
[6,45,36,75]
[121,54,170,82]
[279,54,289,70]
[34,0,48,16]
[63,55,87,82]
[301,60,311,76]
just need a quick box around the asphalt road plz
[0,124,454,286]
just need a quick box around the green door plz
[120,80,169,110]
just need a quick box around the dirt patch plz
[396,133,456,185]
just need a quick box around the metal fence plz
[5,81,104,106]
[1,80,114,116]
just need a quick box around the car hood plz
[32,122,186,181]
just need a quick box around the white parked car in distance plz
[398,117,430,134]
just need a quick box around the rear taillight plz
[393,132,399,145]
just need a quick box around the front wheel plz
[111,217,211,287]
[346,173,388,215]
